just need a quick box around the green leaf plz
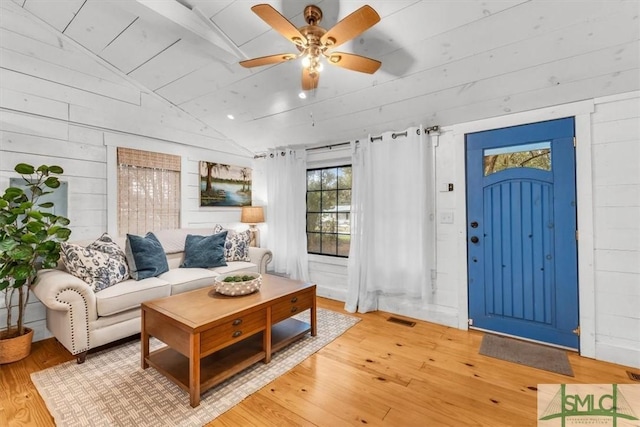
[39,241,57,252]
[56,228,72,240]
[48,165,64,174]
[0,238,18,253]
[27,211,43,220]
[12,266,30,283]
[9,245,34,260]
[0,280,10,291]
[26,221,44,232]
[3,187,24,199]
[38,202,54,208]
[44,177,60,188]
[15,163,35,174]
[21,234,39,244]
[0,199,8,208]
[57,217,71,226]
[36,165,49,173]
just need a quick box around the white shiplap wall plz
[307,92,640,368]
[0,3,254,342]
[590,93,640,366]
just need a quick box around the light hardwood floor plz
[1,297,636,426]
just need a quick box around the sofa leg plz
[76,351,88,364]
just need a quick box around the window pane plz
[321,234,337,255]
[322,191,337,211]
[337,166,352,188]
[307,213,321,232]
[322,213,337,233]
[338,189,351,206]
[307,191,321,212]
[307,170,321,191]
[337,234,350,256]
[484,142,551,176]
[337,212,350,233]
[307,233,321,253]
[321,168,337,189]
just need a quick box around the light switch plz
[440,212,454,224]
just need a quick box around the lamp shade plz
[241,206,264,224]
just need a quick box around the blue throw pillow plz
[180,231,228,269]
[125,232,169,280]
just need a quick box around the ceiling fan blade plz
[326,52,381,74]
[321,5,380,49]
[302,68,319,90]
[240,53,297,68]
[251,4,306,47]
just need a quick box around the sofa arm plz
[32,269,97,357]
[248,247,272,274]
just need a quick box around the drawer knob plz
[232,318,243,326]
[232,330,243,338]
[291,297,298,303]
[290,306,298,313]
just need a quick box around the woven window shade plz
[117,148,181,236]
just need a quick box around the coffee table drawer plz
[271,289,314,324]
[201,308,267,355]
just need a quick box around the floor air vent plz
[627,371,640,382]
[387,316,416,327]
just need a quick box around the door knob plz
[470,236,479,244]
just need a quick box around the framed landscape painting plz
[199,161,252,207]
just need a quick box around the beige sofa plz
[32,228,272,363]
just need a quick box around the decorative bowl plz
[213,272,262,296]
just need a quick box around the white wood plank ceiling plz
[12,0,640,154]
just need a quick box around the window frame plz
[306,164,352,258]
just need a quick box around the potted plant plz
[0,163,71,363]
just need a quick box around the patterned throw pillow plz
[60,233,130,292]
[213,224,251,262]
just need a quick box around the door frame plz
[447,100,596,357]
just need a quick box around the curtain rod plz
[253,125,440,158]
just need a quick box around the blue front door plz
[466,117,579,349]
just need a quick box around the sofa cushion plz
[125,232,170,280]
[60,233,130,292]
[211,261,258,275]
[159,268,218,295]
[214,224,251,262]
[180,231,228,268]
[95,277,170,316]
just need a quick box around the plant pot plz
[0,328,34,364]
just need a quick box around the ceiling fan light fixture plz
[301,55,311,68]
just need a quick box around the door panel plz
[466,117,578,349]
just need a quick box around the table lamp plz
[241,206,264,247]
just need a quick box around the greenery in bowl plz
[222,275,257,282]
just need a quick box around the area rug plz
[479,333,574,376]
[31,308,359,427]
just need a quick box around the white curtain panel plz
[346,126,435,313]
[265,149,310,282]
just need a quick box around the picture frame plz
[199,162,252,207]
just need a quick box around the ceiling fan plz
[240,3,382,90]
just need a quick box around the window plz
[306,165,351,257]
[483,141,551,176]
[117,147,181,235]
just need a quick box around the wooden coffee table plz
[141,274,316,407]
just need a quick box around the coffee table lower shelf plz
[145,317,311,396]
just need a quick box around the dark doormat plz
[479,334,574,377]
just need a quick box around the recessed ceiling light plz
[226,114,235,120]
[298,92,307,99]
